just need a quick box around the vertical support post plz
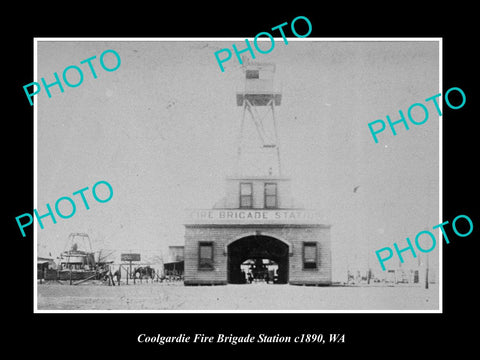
[245,99,268,145]
[425,253,429,289]
[237,101,246,176]
[271,100,281,175]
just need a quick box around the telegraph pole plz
[425,253,429,289]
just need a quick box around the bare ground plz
[36,281,439,311]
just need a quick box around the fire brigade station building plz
[183,62,331,286]
[184,176,332,286]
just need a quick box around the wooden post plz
[69,268,73,285]
[425,254,429,289]
[73,272,98,286]
[126,267,129,285]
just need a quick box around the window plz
[199,242,214,270]
[264,183,277,208]
[303,242,318,269]
[246,69,259,79]
[240,183,253,208]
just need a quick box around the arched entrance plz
[227,235,289,284]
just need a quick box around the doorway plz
[227,235,289,284]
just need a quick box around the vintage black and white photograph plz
[34,39,441,312]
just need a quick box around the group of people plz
[103,269,122,286]
[241,269,274,284]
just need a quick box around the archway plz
[227,235,289,284]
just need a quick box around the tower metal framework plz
[235,62,282,176]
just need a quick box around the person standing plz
[114,269,121,286]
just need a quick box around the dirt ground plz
[36,281,439,311]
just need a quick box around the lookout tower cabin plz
[236,63,281,107]
[183,62,331,286]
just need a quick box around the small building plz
[168,246,184,262]
[164,246,184,277]
[37,256,56,280]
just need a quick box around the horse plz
[134,266,155,280]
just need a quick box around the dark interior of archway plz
[227,236,289,284]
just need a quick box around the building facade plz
[184,176,331,285]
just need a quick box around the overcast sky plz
[36,39,440,280]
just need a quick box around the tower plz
[235,62,282,176]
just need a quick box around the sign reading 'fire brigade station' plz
[185,209,324,225]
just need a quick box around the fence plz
[38,264,184,286]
